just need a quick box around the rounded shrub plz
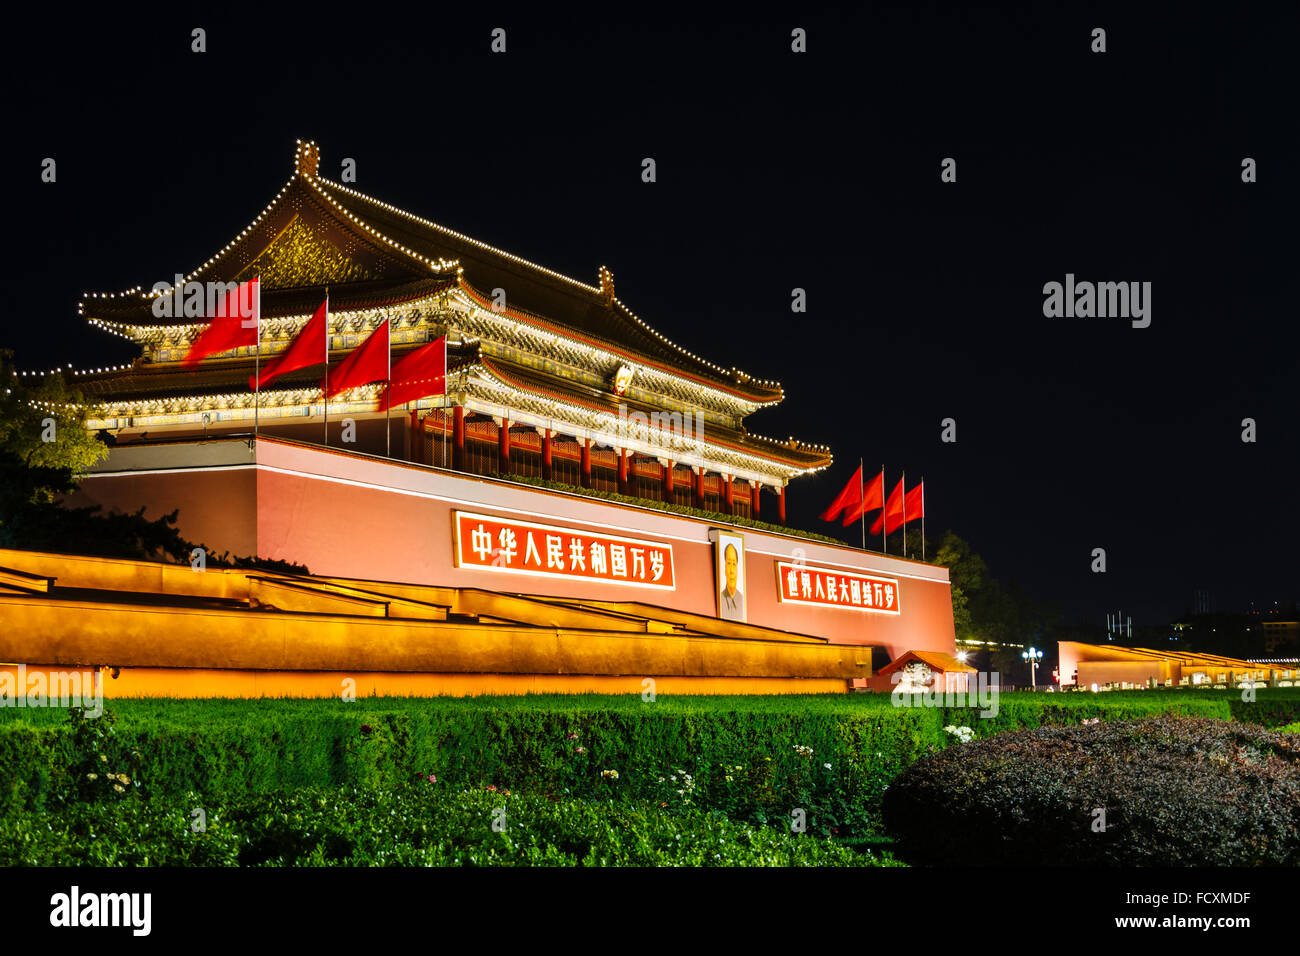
[882,718,1300,866]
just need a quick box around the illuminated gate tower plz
[74,141,831,520]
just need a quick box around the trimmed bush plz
[1230,695,1300,730]
[882,717,1300,866]
[3,691,1295,841]
[0,697,947,840]
[0,786,894,867]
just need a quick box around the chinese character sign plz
[454,511,675,589]
[775,560,900,614]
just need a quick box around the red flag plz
[182,277,259,368]
[870,477,906,536]
[250,297,327,391]
[380,336,447,411]
[841,469,885,526]
[902,482,924,525]
[326,319,389,399]
[819,464,862,522]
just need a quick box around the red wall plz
[69,469,258,560]
[74,439,957,660]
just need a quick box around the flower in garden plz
[602,769,620,781]
[360,724,373,734]
[793,744,814,758]
[86,773,98,781]
[486,785,498,792]
[824,763,832,770]
[566,732,579,740]
[427,774,438,784]
[574,745,587,754]
[99,755,107,763]
[113,784,125,793]
[659,801,668,808]
[1081,718,1100,725]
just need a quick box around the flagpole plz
[253,276,261,442]
[323,287,329,447]
[881,464,887,554]
[442,334,448,469]
[858,457,865,549]
[901,470,907,558]
[385,325,392,458]
[921,479,926,561]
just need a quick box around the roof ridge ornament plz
[295,139,320,180]
[598,265,615,306]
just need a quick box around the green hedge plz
[5,690,1292,840]
[1229,694,1300,730]
[0,697,938,840]
[937,690,1232,737]
[0,786,893,867]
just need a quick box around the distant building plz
[1261,620,1300,654]
[1058,641,1297,689]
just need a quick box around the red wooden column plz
[778,484,787,523]
[723,474,734,515]
[542,428,553,481]
[580,439,592,488]
[693,467,705,509]
[662,461,674,503]
[498,417,511,474]
[751,481,761,517]
[618,449,630,494]
[452,406,465,472]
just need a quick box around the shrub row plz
[0,701,937,840]
[3,690,1281,839]
[0,785,892,867]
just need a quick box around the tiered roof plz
[72,141,831,477]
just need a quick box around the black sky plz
[3,2,1295,628]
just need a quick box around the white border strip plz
[81,459,949,584]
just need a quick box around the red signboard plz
[775,560,900,614]
[453,511,675,589]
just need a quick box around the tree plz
[926,529,1061,683]
[0,352,107,523]
[930,530,991,643]
[0,354,307,573]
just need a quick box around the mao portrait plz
[715,532,746,622]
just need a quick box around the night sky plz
[3,3,1295,628]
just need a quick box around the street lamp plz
[1022,646,1044,690]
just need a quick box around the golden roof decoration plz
[236,215,376,288]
